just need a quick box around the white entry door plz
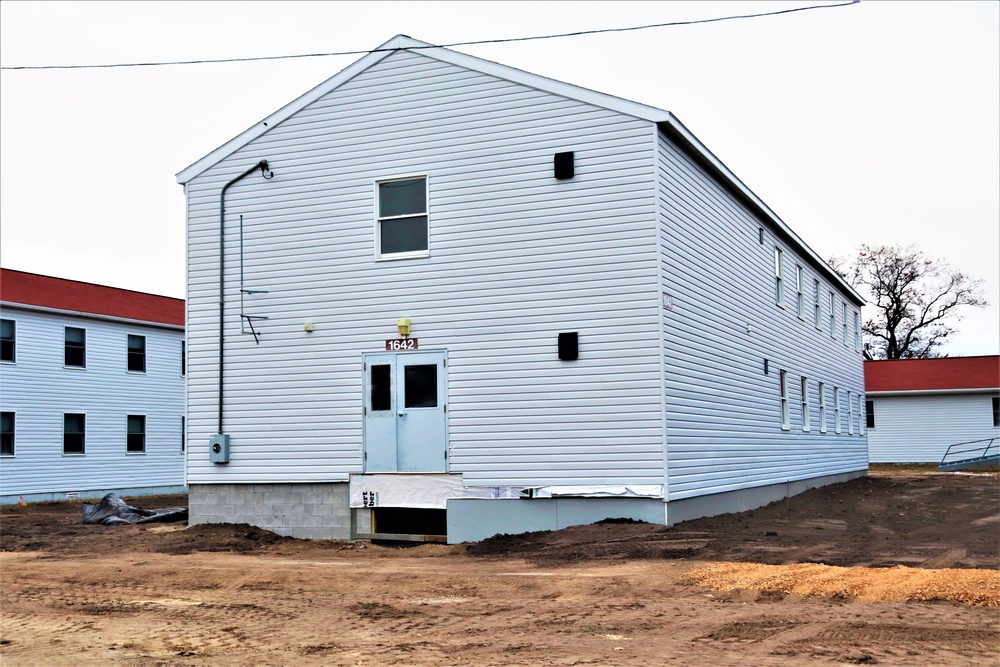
[363,350,448,473]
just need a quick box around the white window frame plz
[63,412,86,456]
[818,382,827,433]
[813,279,821,329]
[859,395,866,436]
[848,391,855,435]
[834,387,842,434]
[374,174,430,261]
[854,312,861,352]
[127,334,146,373]
[0,411,14,457]
[795,266,804,319]
[127,414,146,454]
[867,399,876,431]
[779,370,790,430]
[64,326,87,369]
[829,292,836,338]
[842,303,849,345]
[800,376,810,432]
[0,318,14,363]
[774,247,784,306]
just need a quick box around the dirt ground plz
[1,468,998,666]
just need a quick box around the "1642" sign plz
[385,338,418,351]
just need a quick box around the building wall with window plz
[657,131,867,502]
[865,357,1000,463]
[0,269,185,503]
[177,35,867,540]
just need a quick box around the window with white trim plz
[859,396,867,435]
[834,387,842,434]
[65,327,86,368]
[867,399,876,430]
[779,370,790,430]
[774,247,784,306]
[848,391,855,435]
[829,292,836,337]
[376,176,428,259]
[813,279,821,329]
[181,340,186,376]
[818,382,827,433]
[842,303,849,344]
[1,412,13,456]
[0,319,14,363]
[127,415,145,454]
[127,335,146,373]
[854,312,861,352]
[800,376,810,432]
[64,413,85,455]
[795,265,804,318]
[992,397,999,428]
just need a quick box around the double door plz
[362,350,447,472]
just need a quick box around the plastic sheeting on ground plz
[81,493,188,525]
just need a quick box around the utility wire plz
[1,1,858,71]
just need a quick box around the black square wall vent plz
[554,152,575,180]
[558,332,579,360]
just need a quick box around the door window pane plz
[404,364,437,408]
[370,364,392,411]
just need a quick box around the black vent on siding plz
[558,332,579,360]
[554,152,575,180]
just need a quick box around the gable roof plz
[175,34,862,305]
[865,356,1000,393]
[0,268,184,328]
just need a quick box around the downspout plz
[218,160,272,435]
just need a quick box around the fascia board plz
[175,40,399,185]
[658,113,865,307]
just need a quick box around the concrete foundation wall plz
[447,497,667,544]
[664,469,867,525]
[446,470,867,544]
[188,483,351,540]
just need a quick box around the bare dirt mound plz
[466,472,1000,569]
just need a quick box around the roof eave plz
[657,114,864,306]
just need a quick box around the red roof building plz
[865,356,1000,394]
[0,268,183,327]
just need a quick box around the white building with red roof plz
[865,356,1000,464]
[0,268,186,503]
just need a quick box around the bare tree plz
[831,244,988,359]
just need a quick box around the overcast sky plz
[1,1,997,356]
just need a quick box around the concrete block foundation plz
[189,482,351,540]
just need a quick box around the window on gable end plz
[376,176,428,259]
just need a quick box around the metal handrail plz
[938,437,998,467]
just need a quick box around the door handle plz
[397,411,406,417]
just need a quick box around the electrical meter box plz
[209,434,230,464]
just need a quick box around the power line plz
[1,1,858,71]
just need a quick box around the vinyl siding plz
[656,131,867,500]
[867,393,999,463]
[0,307,185,496]
[185,50,663,486]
